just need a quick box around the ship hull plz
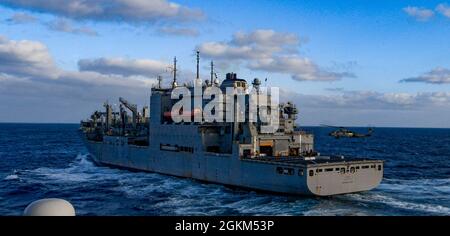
[83,137,383,197]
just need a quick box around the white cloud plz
[380,93,416,106]
[0,72,154,123]
[248,56,355,82]
[5,13,98,37]
[403,6,435,21]
[78,57,170,77]
[197,42,256,60]
[0,35,164,122]
[277,89,450,127]
[46,18,98,36]
[6,12,37,24]
[0,35,158,102]
[0,0,204,23]
[0,36,59,79]
[436,3,450,18]
[400,67,450,84]
[197,30,300,60]
[231,30,300,50]
[281,89,450,111]
[156,26,199,37]
[196,29,353,82]
[0,35,167,84]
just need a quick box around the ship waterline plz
[83,129,383,196]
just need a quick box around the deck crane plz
[119,97,138,129]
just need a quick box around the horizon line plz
[0,122,449,129]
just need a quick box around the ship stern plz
[306,160,383,196]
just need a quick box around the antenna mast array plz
[172,57,177,88]
[210,61,214,85]
[196,51,200,80]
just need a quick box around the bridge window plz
[362,165,369,169]
[325,168,334,172]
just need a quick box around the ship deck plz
[243,155,383,168]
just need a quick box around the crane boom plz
[119,97,138,128]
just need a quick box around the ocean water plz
[0,123,449,216]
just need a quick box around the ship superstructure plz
[80,54,383,196]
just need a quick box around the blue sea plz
[0,123,449,216]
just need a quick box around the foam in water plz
[4,174,19,180]
[344,191,450,215]
[28,153,129,183]
[8,152,449,216]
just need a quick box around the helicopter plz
[320,124,374,139]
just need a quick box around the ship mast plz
[172,57,177,88]
[210,60,214,85]
[157,75,162,89]
[196,51,200,80]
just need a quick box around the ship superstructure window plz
[309,170,314,176]
[283,168,294,175]
[298,169,304,176]
[378,165,382,171]
[325,168,334,172]
[276,167,294,175]
[362,165,369,169]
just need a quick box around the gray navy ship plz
[80,54,383,196]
